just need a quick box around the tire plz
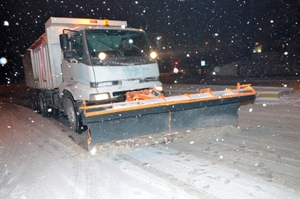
[51,108,60,117]
[33,95,40,113]
[64,96,86,133]
[39,95,49,117]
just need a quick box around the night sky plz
[0,0,299,83]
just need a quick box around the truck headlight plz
[155,85,163,91]
[150,51,157,59]
[98,52,107,60]
[90,93,110,101]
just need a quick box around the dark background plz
[0,0,299,84]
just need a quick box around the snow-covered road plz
[1,91,300,199]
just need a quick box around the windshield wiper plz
[123,43,145,55]
[97,39,123,56]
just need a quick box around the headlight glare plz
[98,52,107,60]
[150,51,157,59]
[155,85,163,91]
[90,93,110,101]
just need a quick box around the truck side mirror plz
[59,34,70,51]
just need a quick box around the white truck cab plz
[23,17,162,132]
[58,18,162,103]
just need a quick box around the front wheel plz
[64,97,86,133]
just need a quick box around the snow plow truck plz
[23,17,256,151]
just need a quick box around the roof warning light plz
[104,19,109,26]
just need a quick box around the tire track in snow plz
[119,153,220,199]
[0,104,16,197]
[67,160,86,199]
[1,103,92,199]
[0,106,38,198]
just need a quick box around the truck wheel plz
[39,96,49,117]
[33,95,40,113]
[64,97,85,133]
[31,91,41,113]
[50,108,59,117]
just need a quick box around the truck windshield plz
[86,29,150,58]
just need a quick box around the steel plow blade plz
[81,84,256,149]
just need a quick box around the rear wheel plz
[50,108,60,117]
[33,94,40,113]
[64,96,86,133]
[39,95,49,117]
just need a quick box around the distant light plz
[3,21,9,26]
[201,60,206,66]
[186,54,190,57]
[214,33,219,37]
[173,67,179,74]
[253,45,262,53]
[284,51,288,55]
[270,20,274,23]
[121,25,126,29]
[0,57,8,66]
